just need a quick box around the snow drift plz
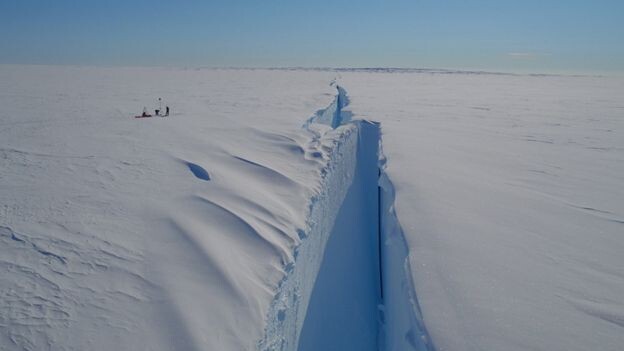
[1,65,623,351]
[0,66,342,351]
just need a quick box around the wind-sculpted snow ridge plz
[0,66,342,351]
[259,89,359,351]
[259,84,433,351]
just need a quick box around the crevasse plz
[259,85,433,351]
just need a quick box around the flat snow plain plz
[342,70,624,351]
[1,65,623,351]
[0,65,339,351]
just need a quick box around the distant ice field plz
[1,65,623,351]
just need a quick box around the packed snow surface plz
[0,65,339,350]
[1,65,623,351]
[341,71,624,351]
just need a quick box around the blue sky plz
[1,0,623,73]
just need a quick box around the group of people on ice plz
[140,106,169,117]
[138,98,170,118]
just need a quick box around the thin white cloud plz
[507,52,552,59]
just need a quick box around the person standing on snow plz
[156,97,162,116]
[165,106,170,116]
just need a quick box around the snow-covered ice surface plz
[1,65,623,351]
[342,71,624,351]
[0,65,341,350]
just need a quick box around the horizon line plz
[0,62,614,78]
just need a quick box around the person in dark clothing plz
[165,106,170,116]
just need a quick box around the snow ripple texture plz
[259,86,359,350]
